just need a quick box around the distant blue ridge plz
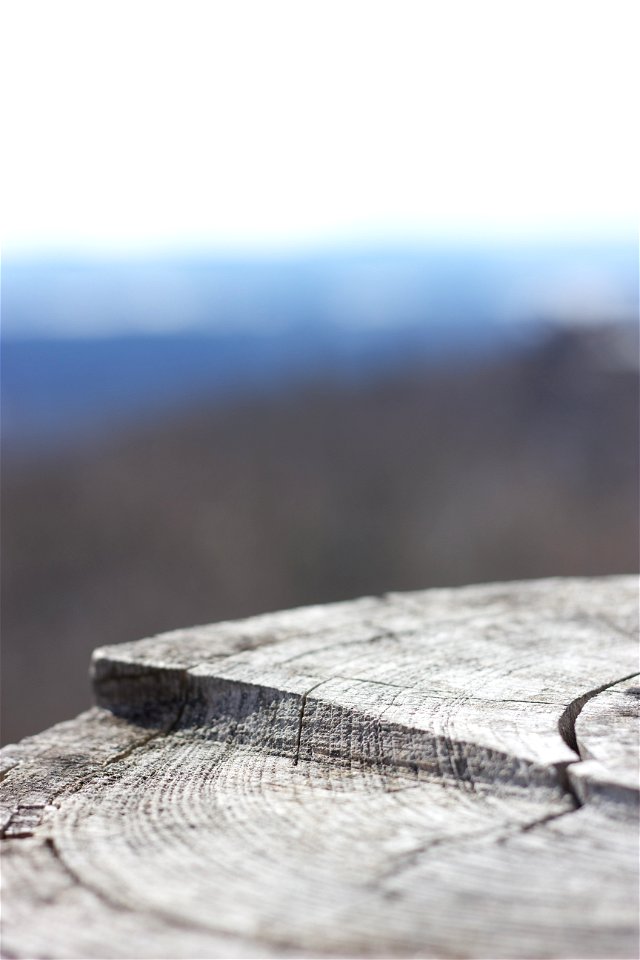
[2,240,636,453]
[1,320,521,454]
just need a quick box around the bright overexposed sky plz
[2,0,638,254]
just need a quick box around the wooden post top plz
[1,576,639,958]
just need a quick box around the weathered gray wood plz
[1,575,638,959]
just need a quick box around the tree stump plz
[1,576,638,959]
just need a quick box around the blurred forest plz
[1,322,638,744]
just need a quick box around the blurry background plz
[1,0,638,744]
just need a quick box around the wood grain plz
[1,576,638,958]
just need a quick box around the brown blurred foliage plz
[2,324,638,744]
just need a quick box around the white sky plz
[2,0,638,253]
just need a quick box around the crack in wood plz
[292,679,329,766]
[557,671,640,756]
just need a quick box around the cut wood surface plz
[1,576,638,959]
